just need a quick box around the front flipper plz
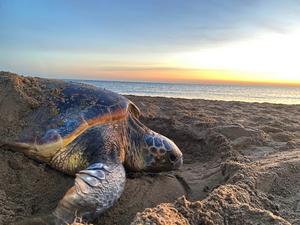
[54,162,126,224]
[16,162,126,225]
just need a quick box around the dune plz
[1,72,300,224]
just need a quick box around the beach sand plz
[1,72,300,225]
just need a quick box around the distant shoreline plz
[73,79,300,105]
[124,94,300,106]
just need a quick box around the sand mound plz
[133,148,300,225]
[1,72,300,224]
[133,188,290,225]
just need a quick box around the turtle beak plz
[172,156,183,170]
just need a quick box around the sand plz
[1,72,300,225]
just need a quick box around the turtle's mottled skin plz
[1,76,183,225]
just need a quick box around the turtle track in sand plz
[1,72,300,224]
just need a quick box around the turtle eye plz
[168,153,177,162]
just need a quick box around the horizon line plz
[65,77,300,87]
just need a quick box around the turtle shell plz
[10,81,140,153]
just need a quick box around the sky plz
[1,0,300,84]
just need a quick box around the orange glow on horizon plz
[65,67,300,86]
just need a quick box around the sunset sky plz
[1,0,300,84]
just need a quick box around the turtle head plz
[140,132,183,172]
[124,115,183,172]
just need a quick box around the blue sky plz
[1,0,300,82]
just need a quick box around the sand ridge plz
[1,72,300,224]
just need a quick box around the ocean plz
[72,80,300,105]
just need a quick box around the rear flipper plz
[15,162,126,225]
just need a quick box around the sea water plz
[71,80,300,105]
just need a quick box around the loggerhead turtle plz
[0,74,183,225]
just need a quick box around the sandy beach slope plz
[1,72,300,225]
